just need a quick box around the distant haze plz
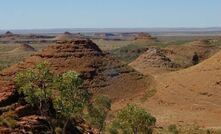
[1,28,221,37]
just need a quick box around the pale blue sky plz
[0,0,220,29]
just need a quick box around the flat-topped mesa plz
[54,32,86,41]
[134,32,157,41]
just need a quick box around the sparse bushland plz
[15,62,112,133]
[109,104,156,134]
[15,62,157,134]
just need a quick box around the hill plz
[0,39,150,133]
[115,50,221,128]
[130,48,179,75]
[165,39,218,67]
[9,44,36,53]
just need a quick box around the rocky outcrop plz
[1,39,148,98]
[0,39,149,133]
[130,48,179,75]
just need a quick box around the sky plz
[0,0,221,29]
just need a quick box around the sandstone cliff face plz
[0,39,149,133]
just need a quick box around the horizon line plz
[1,27,221,31]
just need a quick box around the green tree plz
[15,62,112,133]
[15,62,53,115]
[53,71,91,134]
[15,61,54,132]
[87,95,111,133]
[115,104,156,134]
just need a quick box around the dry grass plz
[92,39,134,51]
[0,43,49,70]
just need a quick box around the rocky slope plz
[165,39,218,67]
[130,48,179,75]
[9,44,36,53]
[0,39,149,133]
[115,49,221,128]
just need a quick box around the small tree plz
[192,52,199,65]
[15,62,54,132]
[115,104,156,134]
[87,95,111,133]
[53,71,91,133]
[15,62,54,115]
[15,62,112,133]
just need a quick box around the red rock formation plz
[0,39,149,133]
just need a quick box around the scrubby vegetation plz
[14,62,158,133]
[15,62,112,133]
[109,104,156,134]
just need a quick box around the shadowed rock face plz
[0,39,149,133]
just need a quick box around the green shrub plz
[15,61,53,110]
[15,62,112,133]
[53,71,91,119]
[114,104,156,134]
